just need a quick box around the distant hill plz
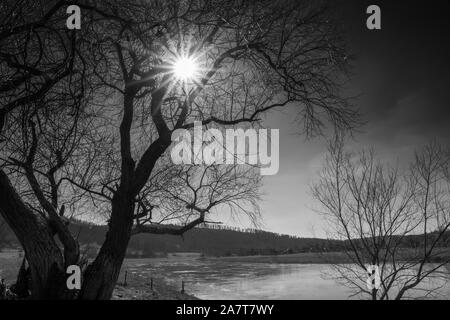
[0,216,342,257]
[0,218,18,247]
[1,217,448,258]
[127,225,346,257]
[67,221,346,257]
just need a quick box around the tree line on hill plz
[2,217,448,258]
[0,217,343,256]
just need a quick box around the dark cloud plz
[260,0,450,237]
[342,0,450,140]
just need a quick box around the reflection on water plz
[125,258,450,300]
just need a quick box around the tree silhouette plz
[0,0,359,299]
[313,137,450,300]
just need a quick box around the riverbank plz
[115,259,199,300]
[0,251,197,300]
[212,251,351,264]
[113,273,198,300]
[211,249,450,265]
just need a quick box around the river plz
[124,256,450,300]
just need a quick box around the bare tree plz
[0,0,85,299]
[312,137,450,300]
[0,0,359,299]
[76,0,360,300]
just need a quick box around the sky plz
[245,0,450,238]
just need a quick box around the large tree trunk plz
[1,168,135,300]
[0,170,68,299]
[80,192,134,300]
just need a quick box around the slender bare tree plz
[312,137,450,300]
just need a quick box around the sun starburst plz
[173,56,198,81]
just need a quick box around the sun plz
[173,56,198,81]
